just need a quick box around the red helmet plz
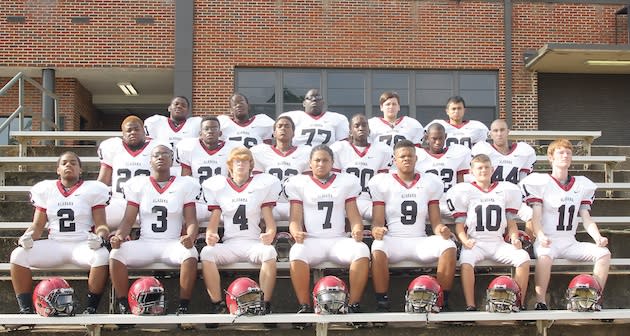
[566,274,602,312]
[33,277,75,317]
[486,276,522,313]
[226,277,265,315]
[128,277,165,315]
[273,232,295,262]
[405,275,443,313]
[312,275,348,314]
[504,230,534,259]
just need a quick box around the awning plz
[525,43,630,74]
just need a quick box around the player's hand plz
[109,234,123,249]
[18,232,34,249]
[293,231,307,244]
[438,225,451,240]
[206,233,220,246]
[371,226,388,240]
[511,238,522,250]
[463,238,476,249]
[596,236,608,247]
[180,234,195,249]
[260,231,274,245]
[351,230,363,242]
[87,233,104,250]
[538,234,551,248]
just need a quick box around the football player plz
[251,116,311,221]
[369,140,456,312]
[279,89,349,146]
[285,145,369,314]
[368,91,424,147]
[218,93,274,148]
[447,154,530,311]
[520,139,610,310]
[424,95,489,149]
[201,147,281,315]
[330,113,392,220]
[11,152,110,314]
[109,145,200,315]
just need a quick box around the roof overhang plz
[525,43,630,74]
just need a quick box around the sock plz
[86,292,102,309]
[17,292,33,311]
[179,299,190,309]
[443,290,450,307]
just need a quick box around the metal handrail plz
[0,72,59,138]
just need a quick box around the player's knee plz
[91,248,110,267]
[370,240,387,255]
[514,250,531,267]
[9,247,29,268]
[352,241,370,261]
[108,248,128,265]
[261,245,278,262]
[289,243,308,262]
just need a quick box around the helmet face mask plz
[566,275,602,312]
[226,277,265,316]
[33,277,76,317]
[486,276,521,313]
[128,277,166,316]
[273,232,295,262]
[405,275,443,313]
[313,276,348,314]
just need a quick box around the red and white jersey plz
[30,180,110,241]
[123,175,200,240]
[202,174,280,241]
[520,173,596,238]
[98,137,164,198]
[217,114,274,148]
[144,114,202,148]
[285,173,361,238]
[279,110,349,146]
[368,116,424,147]
[447,182,522,242]
[177,138,239,185]
[330,140,392,199]
[415,144,471,193]
[251,144,311,181]
[368,172,443,238]
[471,141,536,184]
[424,119,489,149]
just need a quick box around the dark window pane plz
[415,106,447,126]
[0,117,32,145]
[250,105,276,119]
[283,72,321,103]
[459,73,496,90]
[237,71,275,88]
[239,87,276,104]
[462,107,495,127]
[416,72,452,89]
[327,106,366,120]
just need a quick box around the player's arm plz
[456,171,465,184]
[429,202,451,239]
[110,203,139,249]
[205,208,222,246]
[180,165,192,176]
[288,202,305,244]
[260,206,276,245]
[579,208,608,247]
[527,202,549,247]
[506,217,521,249]
[97,164,113,186]
[27,209,48,240]
[180,204,199,249]
[345,199,364,242]
[371,203,387,240]
[455,220,474,249]
[92,206,110,240]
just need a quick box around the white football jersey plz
[368,116,424,147]
[177,138,239,185]
[424,119,489,149]
[285,173,361,238]
[446,182,522,242]
[123,175,200,240]
[520,173,596,238]
[330,140,392,199]
[30,180,110,241]
[471,141,536,184]
[368,172,443,238]
[144,114,202,149]
[203,174,280,241]
[217,114,274,148]
[415,144,471,193]
[279,110,349,146]
[98,137,164,198]
[251,144,311,180]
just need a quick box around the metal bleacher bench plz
[534,155,626,183]
[10,131,121,157]
[509,130,601,155]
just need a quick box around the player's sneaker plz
[373,301,390,327]
[534,302,549,311]
[347,303,367,328]
[205,300,226,329]
[19,307,34,314]
[466,306,478,312]
[82,307,97,315]
[293,304,313,329]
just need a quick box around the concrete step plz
[0,145,98,158]
[3,172,99,186]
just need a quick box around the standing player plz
[424,96,489,149]
[109,145,200,315]
[285,145,370,314]
[218,93,274,148]
[520,139,610,310]
[144,96,201,149]
[447,154,530,311]
[251,116,311,221]
[369,140,456,312]
[280,89,349,146]
[97,116,163,228]
[11,152,110,314]
[178,116,239,224]
[416,123,471,222]
[330,114,392,220]
[200,147,281,314]
[368,91,424,147]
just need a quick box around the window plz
[0,117,32,145]
[234,68,498,125]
